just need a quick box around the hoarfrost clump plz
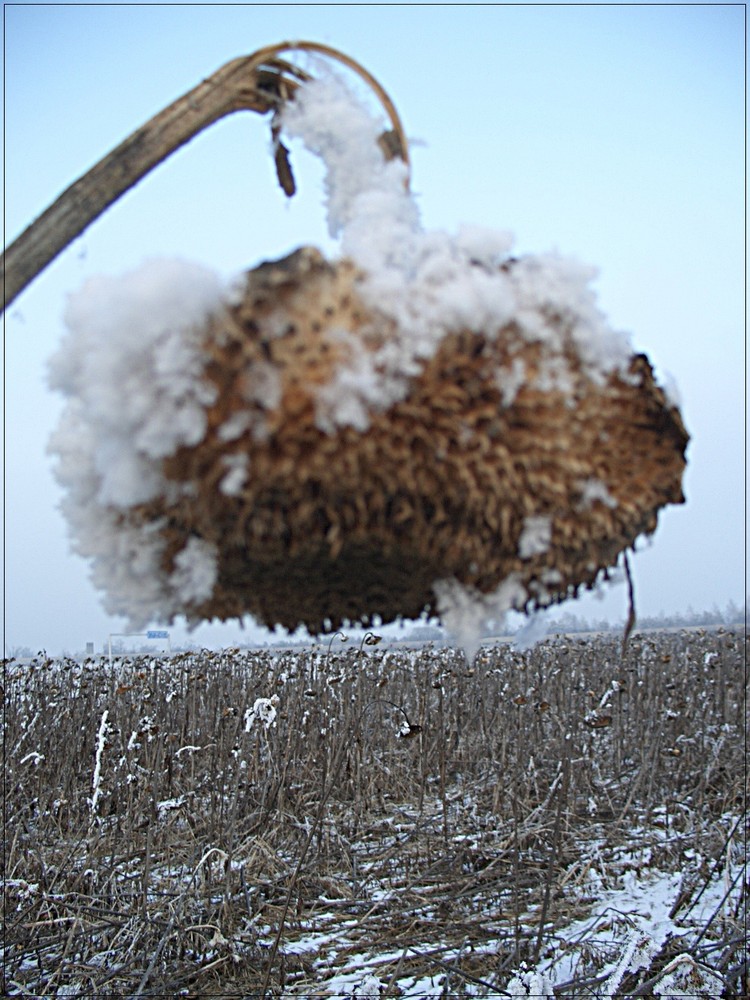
[48,259,224,627]
[518,515,552,559]
[219,453,249,496]
[281,67,636,434]
[435,574,527,662]
[244,696,279,732]
[156,795,186,819]
[652,954,724,999]
[495,355,526,407]
[352,974,383,998]
[314,328,387,434]
[509,252,632,381]
[279,70,416,246]
[217,410,253,443]
[507,965,555,998]
[49,259,222,506]
[578,477,618,510]
[168,537,218,604]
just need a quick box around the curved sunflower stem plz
[2,41,408,313]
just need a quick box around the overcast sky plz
[4,3,745,654]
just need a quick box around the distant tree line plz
[545,597,747,635]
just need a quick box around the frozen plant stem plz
[90,709,109,816]
[534,749,571,962]
[2,42,407,312]
[3,56,278,310]
[621,550,637,657]
[325,630,348,670]
[438,682,448,844]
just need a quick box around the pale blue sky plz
[4,3,745,653]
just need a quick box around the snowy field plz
[3,628,747,997]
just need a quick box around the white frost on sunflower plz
[578,477,618,510]
[244,696,279,732]
[518,515,552,559]
[280,67,635,432]
[313,327,388,434]
[219,453,250,496]
[434,574,527,662]
[49,259,222,506]
[47,64,652,631]
[47,259,224,626]
[168,537,218,604]
[495,355,527,407]
[218,411,253,442]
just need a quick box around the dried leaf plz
[585,714,613,729]
[377,128,405,162]
[274,140,296,197]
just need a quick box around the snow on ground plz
[258,807,746,997]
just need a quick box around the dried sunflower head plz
[48,52,688,636]
[83,242,685,634]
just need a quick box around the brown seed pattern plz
[129,247,688,631]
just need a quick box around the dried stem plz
[621,549,637,656]
[2,41,409,313]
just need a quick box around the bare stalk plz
[533,748,570,962]
[3,55,281,311]
[2,41,409,313]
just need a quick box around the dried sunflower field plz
[3,628,747,998]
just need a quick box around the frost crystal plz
[578,478,617,509]
[518,515,552,559]
[507,966,555,999]
[244,696,279,732]
[280,69,635,436]
[48,259,224,627]
[435,574,527,662]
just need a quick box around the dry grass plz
[3,627,747,997]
